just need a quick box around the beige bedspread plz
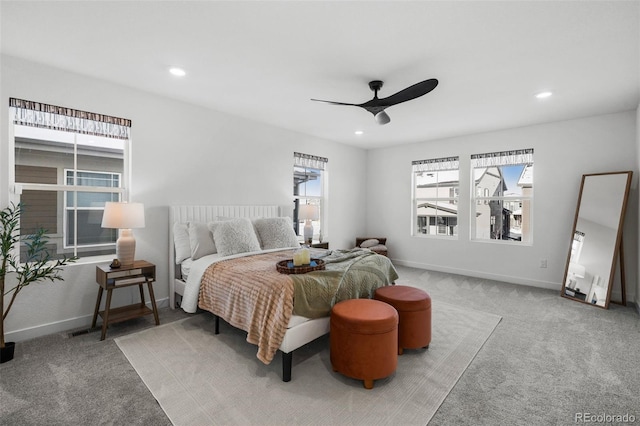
[197,248,398,364]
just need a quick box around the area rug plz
[116,301,501,426]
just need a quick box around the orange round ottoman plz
[374,285,431,355]
[330,298,398,389]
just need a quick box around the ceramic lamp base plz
[116,229,136,266]
[303,221,314,245]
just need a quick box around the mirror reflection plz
[562,172,632,308]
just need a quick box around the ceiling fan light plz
[375,111,390,125]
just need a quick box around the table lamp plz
[101,202,145,267]
[299,204,319,244]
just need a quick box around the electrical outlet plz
[540,259,547,268]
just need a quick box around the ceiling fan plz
[311,78,438,125]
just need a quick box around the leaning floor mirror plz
[562,171,633,308]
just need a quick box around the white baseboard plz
[392,258,561,291]
[391,259,636,304]
[4,297,169,343]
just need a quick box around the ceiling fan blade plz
[310,98,359,107]
[378,78,438,107]
[311,77,437,124]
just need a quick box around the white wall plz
[366,112,638,301]
[0,55,367,341]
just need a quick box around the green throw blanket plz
[291,248,399,318]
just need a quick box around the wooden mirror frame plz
[561,171,633,309]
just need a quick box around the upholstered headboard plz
[168,205,281,308]
[170,205,280,225]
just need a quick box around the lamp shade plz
[101,202,145,229]
[299,204,319,221]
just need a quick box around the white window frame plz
[8,101,131,261]
[412,156,460,238]
[470,149,533,244]
[63,168,122,250]
[293,152,328,242]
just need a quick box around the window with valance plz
[412,156,460,237]
[293,152,328,241]
[9,98,132,260]
[471,149,533,243]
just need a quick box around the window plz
[9,98,131,260]
[570,230,585,262]
[64,170,121,248]
[412,156,459,237]
[471,149,533,243]
[293,152,327,241]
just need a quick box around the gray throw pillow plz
[253,217,300,250]
[213,218,261,256]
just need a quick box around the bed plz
[168,205,398,381]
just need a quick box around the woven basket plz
[276,259,325,274]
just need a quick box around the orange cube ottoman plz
[374,285,431,355]
[330,298,398,389]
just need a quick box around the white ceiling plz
[1,1,638,149]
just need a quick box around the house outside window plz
[64,170,121,248]
[293,152,327,241]
[471,149,533,243]
[9,98,131,260]
[412,156,459,237]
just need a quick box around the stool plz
[330,299,398,389]
[374,285,431,355]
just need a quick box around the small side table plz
[92,260,159,340]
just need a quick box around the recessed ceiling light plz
[354,130,364,135]
[535,91,552,99]
[169,67,186,77]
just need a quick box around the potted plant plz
[1,203,76,363]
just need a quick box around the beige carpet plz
[116,301,501,426]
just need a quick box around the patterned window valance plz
[294,152,328,170]
[9,98,131,140]
[471,149,534,168]
[412,156,459,172]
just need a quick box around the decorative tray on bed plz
[276,259,325,274]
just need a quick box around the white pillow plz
[360,238,380,248]
[188,222,216,260]
[253,217,300,250]
[173,222,191,264]
[251,218,263,248]
[213,218,261,256]
[207,221,224,253]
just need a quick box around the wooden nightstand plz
[92,260,159,340]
